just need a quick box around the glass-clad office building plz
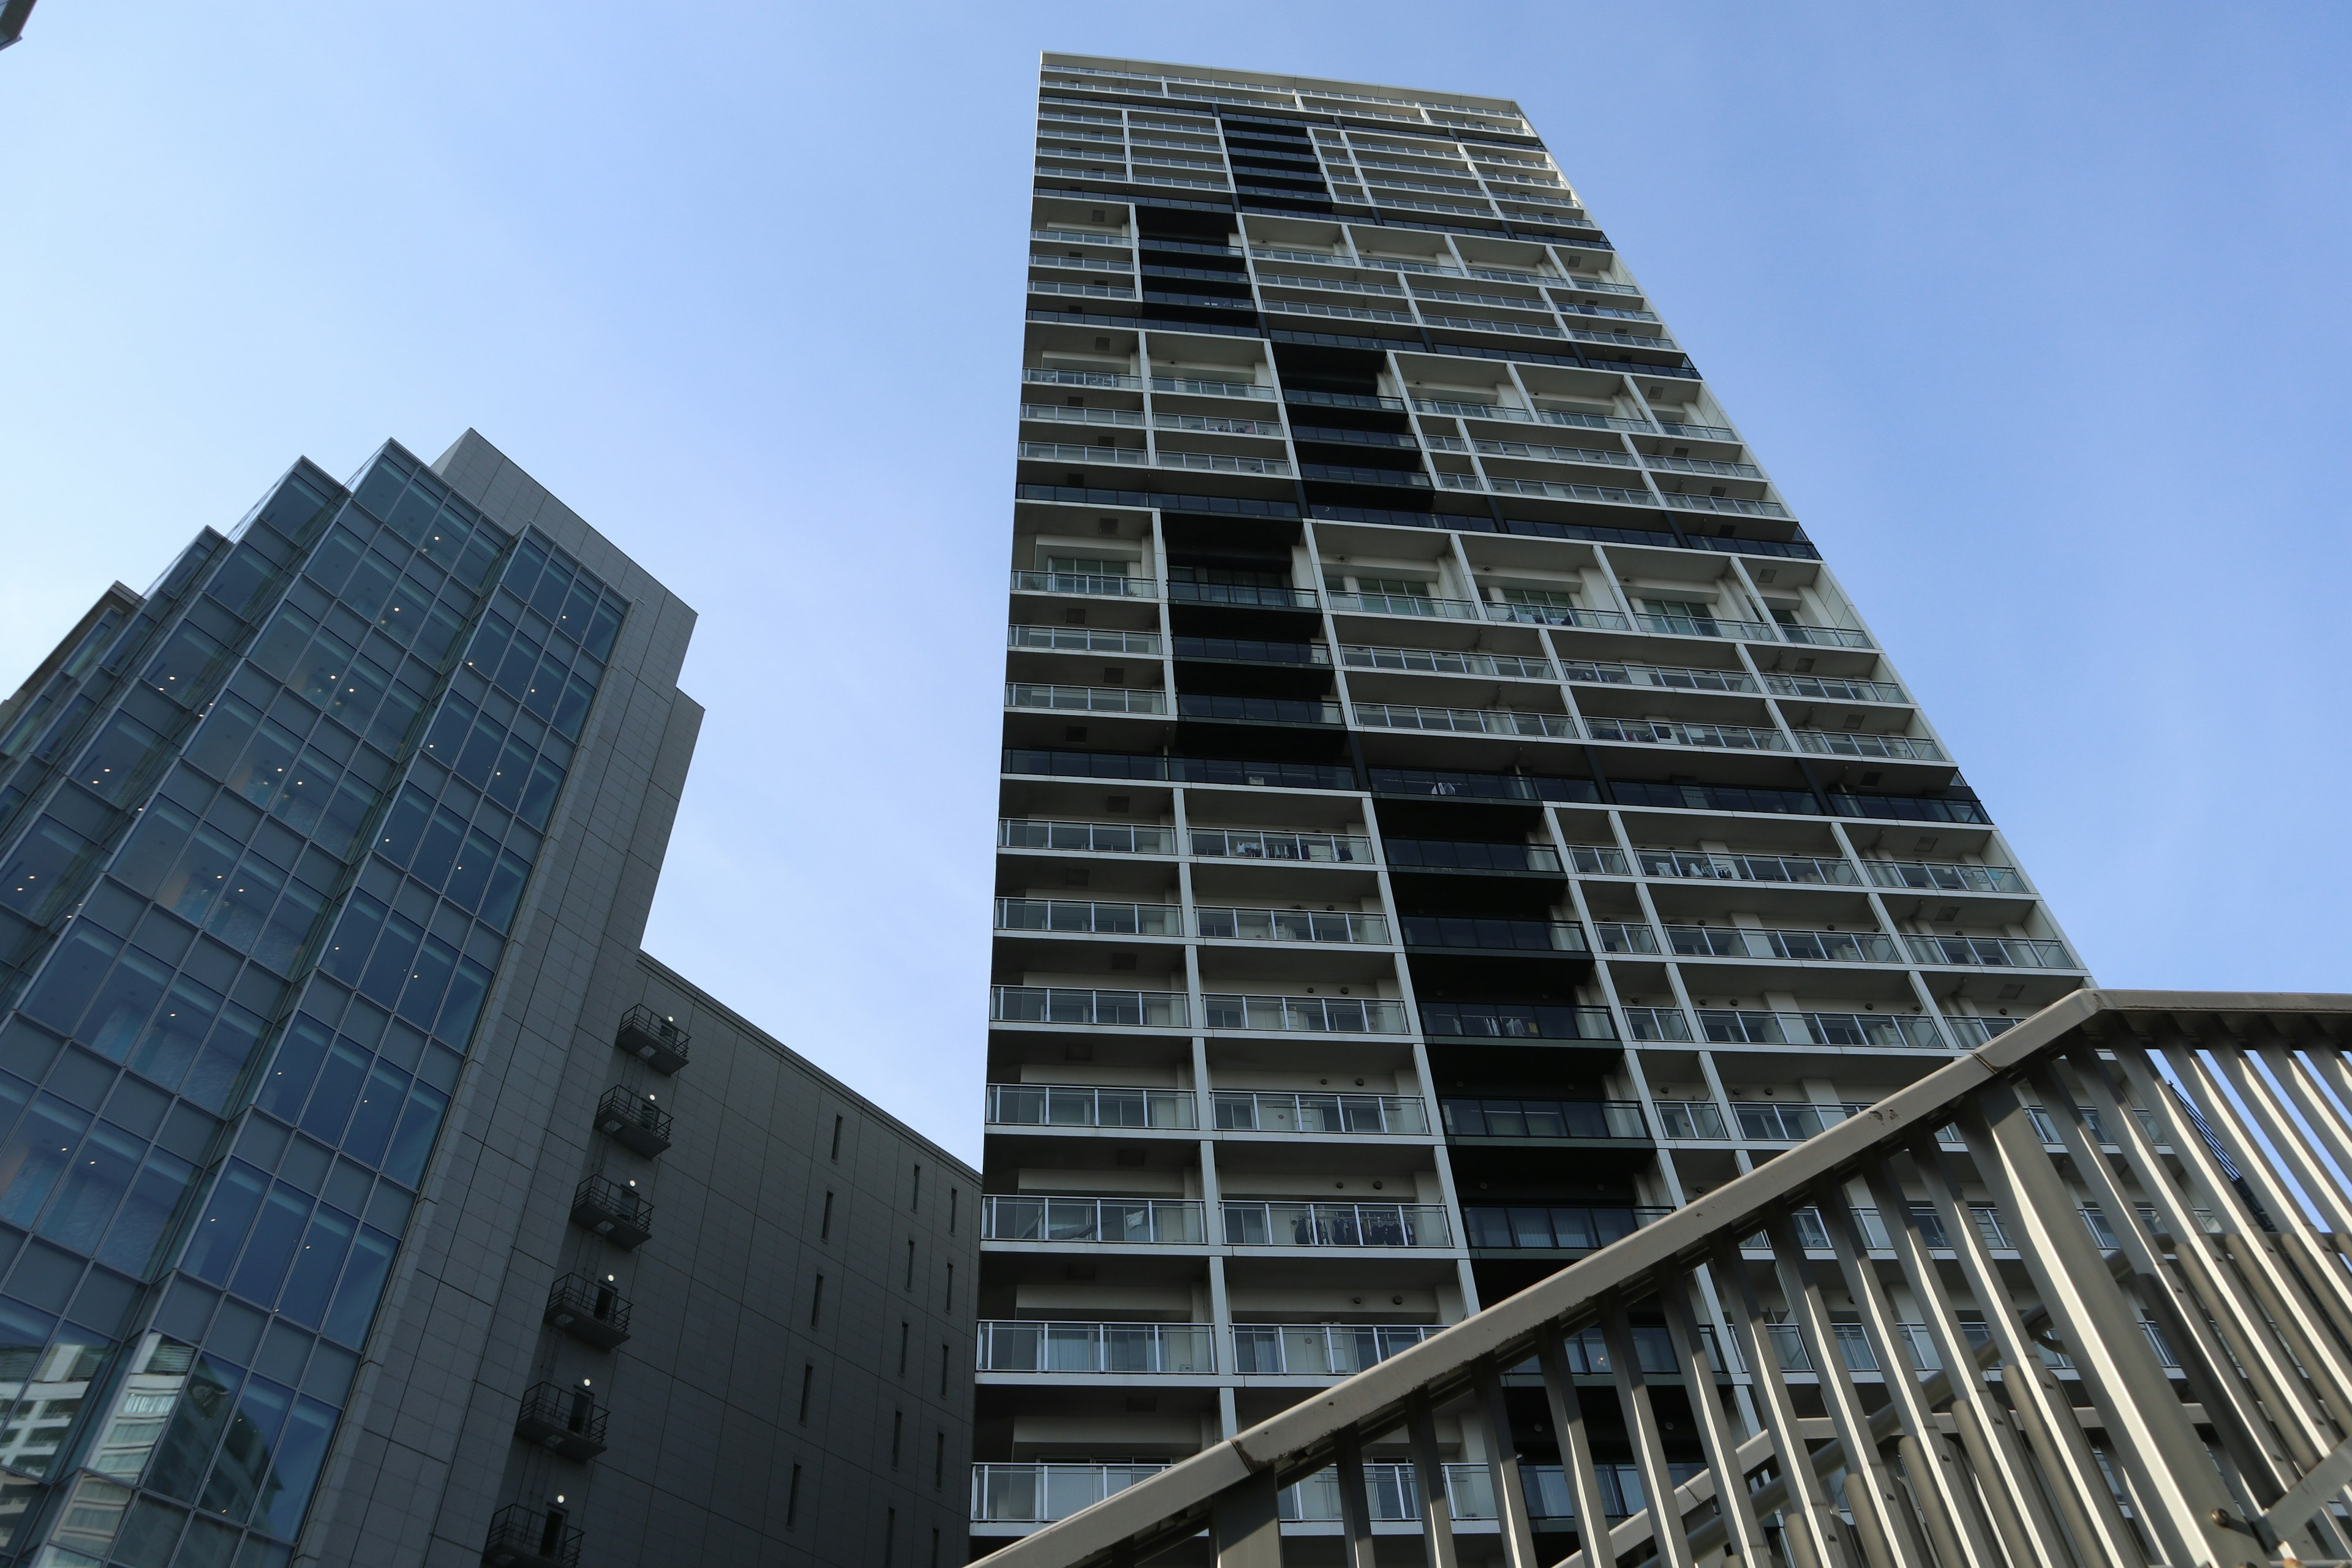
[0,433,974,1567]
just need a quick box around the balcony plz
[1463,1204,1666,1251]
[1010,568,1158,599]
[1655,492,1791,519]
[1213,1090,1428,1134]
[1400,916,1588,954]
[1008,681,1168,718]
[1011,624,1161,655]
[1659,418,1738,440]
[1905,935,2078,970]
[1480,601,1630,631]
[1796,730,1944,761]
[1561,658,1757,694]
[1020,440,1148,467]
[976,1321,1216,1374]
[1021,403,1145,430]
[593,1087,672,1158]
[996,898,1182,937]
[1864,858,2027,893]
[514,1382,608,1462]
[1000,818,1178,855]
[1653,1100,1730,1139]
[1151,374,1275,400]
[992,986,1189,1028]
[1202,993,1411,1033]
[987,1082,1197,1129]
[1326,589,1482,622]
[568,1176,652,1249]
[1166,579,1318,609]
[1666,925,1902,964]
[1189,827,1374,864]
[1697,1009,1945,1050]
[1155,450,1292,477]
[543,1274,633,1350]
[1948,1016,2019,1047]
[1441,1098,1646,1140]
[1352,702,1575,739]
[1474,437,1639,469]
[1764,672,1907,704]
[1222,1200,1452,1248]
[1155,412,1287,438]
[1341,645,1553,679]
[1196,907,1388,944]
[1775,620,1872,649]
[614,1005,689,1075]
[1632,610,1778,643]
[1383,839,1562,874]
[1645,453,1762,480]
[1420,1002,1616,1041]
[1638,848,1860,886]
[1457,475,1657,508]
[973,1464,1166,1527]
[1592,922,1661,954]
[1172,635,1329,666]
[982,1196,1207,1245]
[1023,367,1145,391]
[1586,716,1788,752]
[1178,693,1341,725]
[1623,1005,1694,1041]
[483,1506,583,1568]
[1232,1322,1439,1375]
[1567,845,1630,875]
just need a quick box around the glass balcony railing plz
[1383,838,1561,873]
[1442,1099,1646,1140]
[1905,935,2077,969]
[1023,367,1145,391]
[1273,1460,1697,1527]
[1774,619,1872,649]
[1399,916,1588,954]
[1172,635,1330,666]
[981,1196,1207,1244]
[986,1083,1197,1129]
[1223,1201,1452,1248]
[1166,580,1319,609]
[1327,589,1483,621]
[1007,682,1168,715]
[1947,1016,2018,1047]
[1202,993,1411,1033]
[1560,658,1757,693]
[1010,624,1161,654]
[1656,492,1790,520]
[1765,672,1908,704]
[1352,702,1575,738]
[1797,730,1944,761]
[1189,827,1374,864]
[1732,1101,1861,1141]
[1567,845,1632,875]
[973,1463,1167,1525]
[1645,453,1763,480]
[1029,278,1138,300]
[1463,1204,1667,1250]
[1020,440,1149,466]
[1865,859,2029,893]
[999,818,1178,854]
[976,1321,1216,1374]
[1639,848,1860,886]
[1634,611,1779,643]
[1623,1006,1695,1042]
[1592,921,1661,954]
[1214,1090,1428,1134]
[1480,599,1632,631]
[1177,693,1341,725]
[1157,450,1293,477]
[1698,1009,1945,1050]
[1011,568,1158,598]
[1232,1322,1439,1375]
[1342,644,1554,679]
[1658,418,1739,440]
[996,897,1182,936]
[1586,716,1789,752]
[1021,402,1145,429]
[1654,1100,1730,1139]
[991,986,1189,1028]
[1196,907,1388,943]
[1151,374,1275,400]
[1666,925,1902,963]
[1421,1003,1616,1041]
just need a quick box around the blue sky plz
[3,4,2346,1161]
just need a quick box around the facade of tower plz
[974,55,2087,1548]
[0,432,974,1567]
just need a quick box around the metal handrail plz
[986,1084,1197,1130]
[1221,1201,1452,1248]
[991,986,1189,1028]
[1194,907,1389,944]
[998,819,1178,854]
[976,1321,1216,1374]
[1213,1091,1428,1135]
[981,1196,1206,1245]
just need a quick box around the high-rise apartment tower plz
[974,55,2086,1551]
[0,432,974,1568]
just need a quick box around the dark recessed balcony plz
[1401,916,1589,955]
[1421,1002,1617,1042]
[570,1175,653,1249]
[515,1382,608,1461]
[543,1273,633,1350]
[615,1005,690,1075]
[483,1505,582,1568]
[594,1087,673,1157]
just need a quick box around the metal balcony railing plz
[1766,671,1909,703]
[483,1504,582,1568]
[1633,610,1779,642]
[1006,682,1168,716]
[515,1382,608,1461]
[1213,1091,1428,1135]
[977,1321,1216,1375]
[1561,657,1758,693]
[543,1273,632,1350]
[992,986,1189,1028]
[1697,1009,1946,1050]
[1906,934,2078,969]
[1009,624,1160,655]
[1201,993,1410,1034]
[593,1087,672,1158]
[1420,1003,1616,1041]
[1639,847,1861,886]
[1222,1202,1452,1249]
[614,1005,689,1074]
[1352,703,1575,739]
[970,991,2352,1568]
[1342,644,1553,679]
[1864,858,2027,892]
[1441,1099,1646,1140]
[1232,1323,1441,1376]
[999,819,1178,856]
[1621,1005,1694,1041]
[986,1084,1197,1130]
[1195,907,1388,944]
[981,1196,1206,1245]
[995,898,1183,937]
[568,1175,652,1249]
[1463,1204,1668,1251]
[1586,715,1789,752]
[1667,925,1903,963]
[1187,828,1374,864]
[1798,729,1945,761]
[1399,916,1587,954]
[1010,569,1158,599]
[1382,838,1561,873]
